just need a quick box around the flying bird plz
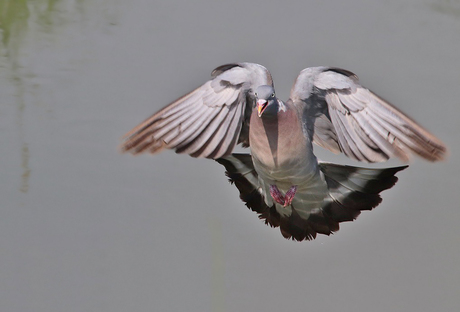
[121,63,446,241]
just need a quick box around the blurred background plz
[1,0,459,311]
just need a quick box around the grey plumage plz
[217,154,407,241]
[121,62,446,241]
[121,63,272,158]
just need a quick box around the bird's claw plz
[269,185,285,206]
[269,185,298,207]
[283,185,297,207]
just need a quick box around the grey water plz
[1,1,459,311]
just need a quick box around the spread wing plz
[121,63,273,159]
[289,67,447,162]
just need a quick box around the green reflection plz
[20,143,31,193]
[431,0,460,18]
[0,0,29,48]
[0,0,65,50]
[0,0,64,194]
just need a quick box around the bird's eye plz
[254,92,258,97]
[271,93,275,97]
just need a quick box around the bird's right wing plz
[121,63,273,159]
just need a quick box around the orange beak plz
[257,99,268,117]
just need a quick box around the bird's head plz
[254,85,278,117]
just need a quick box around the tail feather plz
[320,163,406,193]
[320,162,407,222]
[216,154,408,242]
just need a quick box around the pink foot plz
[283,185,297,207]
[269,185,285,206]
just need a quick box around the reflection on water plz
[1,1,119,193]
[20,143,30,193]
[0,0,66,51]
[0,0,74,193]
[430,0,460,18]
[0,0,29,49]
[1,0,30,193]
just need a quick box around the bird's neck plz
[249,101,314,170]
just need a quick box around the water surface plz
[1,1,459,311]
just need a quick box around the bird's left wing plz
[289,67,447,162]
[121,63,273,159]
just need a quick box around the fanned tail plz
[216,154,407,242]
